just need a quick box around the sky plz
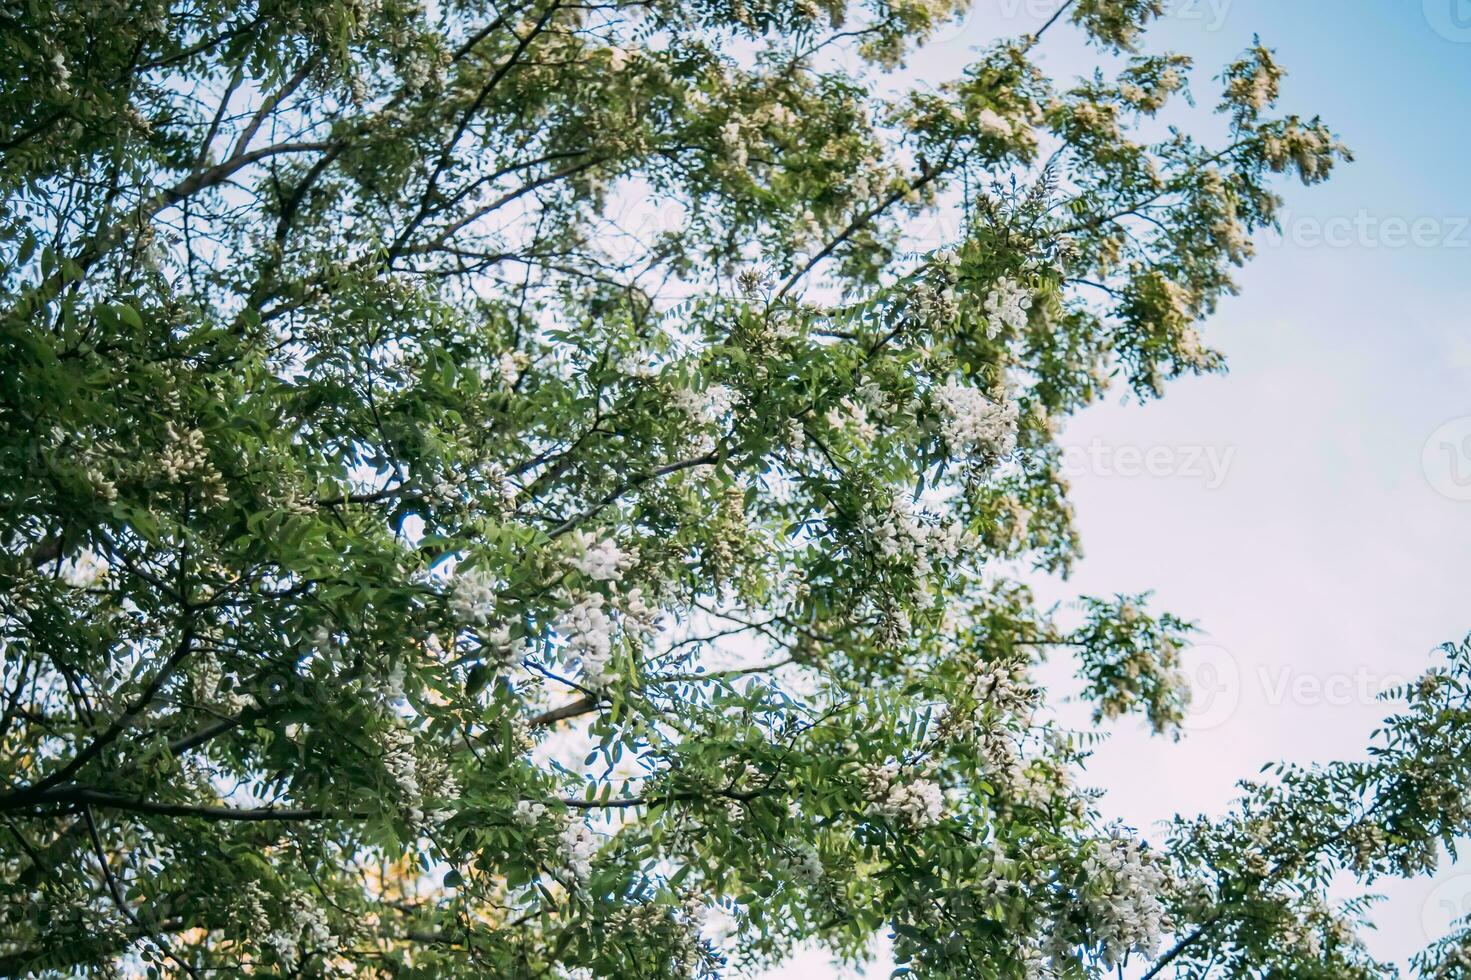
[760,1,1471,975]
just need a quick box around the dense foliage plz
[5,0,1468,977]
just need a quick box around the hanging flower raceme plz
[934,382,1020,458]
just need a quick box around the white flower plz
[676,383,735,426]
[934,382,1019,457]
[158,424,208,481]
[621,587,659,639]
[558,820,599,886]
[675,383,736,452]
[449,566,497,625]
[825,396,877,442]
[975,107,1014,139]
[863,496,965,578]
[377,663,405,705]
[859,762,945,827]
[777,841,824,885]
[513,800,548,826]
[983,277,1032,338]
[721,120,748,170]
[497,351,521,387]
[58,548,108,589]
[381,727,422,812]
[616,348,660,377]
[567,532,634,582]
[558,594,617,688]
[1079,828,1172,969]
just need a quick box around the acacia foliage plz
[11,1,1464,978]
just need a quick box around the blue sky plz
[762,1,1471,975]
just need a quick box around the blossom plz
[558,593,617,687]
[934,382,1019,457]
[616,348,660,377]
[498,351,521,387]
[776,841,824,885]
[158,424,209,481]
[449,566,497,625]
[676,383,735,425]
[983,277,1032,338]
[825,396,878,442]
[265,893,337,971]
[675,383,736,452]
[864,496,966,578]
[567,531,634,582]
[58,548,109,589]
[1077,828,1172,969]
[975,107,1014,139]
[558,820,599,886]
[859,762,945,827]
[381,727,422,811]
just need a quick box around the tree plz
[10,0,1463,977]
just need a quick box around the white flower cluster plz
[449,566,497,625]
[158,423,208,481]
[265,894,337,973]
[691,383,736,423]
[975,107,1015,139]
[616,346,661,378]
[934,382,1019,458]
[558,593,617,688]
[775,840,824,885]
[720,119,748,170]
[859,763,945,827]
[380,726,455,829]
[1073,829,1172,970]
[1262,120,1342,184]
[675,383,736,452]
[553,532,656,687]
[497,351,522,387]
[567,531,635,582]
[970,659,1037,725]
[910,281,959,328]
[824,396,879,443]
[983,277,1033,338]
[558,819,599,887]
[865,496,965,578]
[510,800,599,885]
[58,548,109,589]
[477,622,525,666]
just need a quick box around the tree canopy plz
[4,0,1469,977]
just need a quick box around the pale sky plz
[759,1,1471,975]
